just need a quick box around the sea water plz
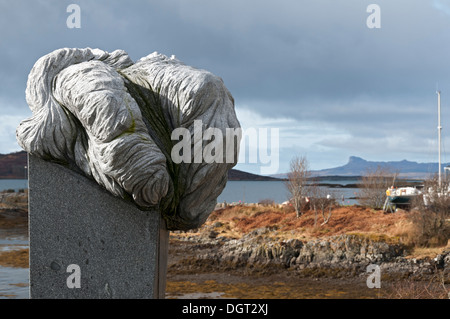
[0,179,28,192]
[0,266,29,299]
[217,180,360,205]
[1,178,359,205]
[0,235,29,299]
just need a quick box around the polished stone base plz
[28,155,168,299]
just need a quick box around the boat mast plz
[437,90,442,189]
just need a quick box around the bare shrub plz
[407,176,450,247]
[358,166,398,209]
[406,210,449,247]
[421,175,450,214]
[285,156,310,217]
[308,183,335,227]
[383,272,449,299]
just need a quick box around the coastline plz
[166,207,449,299]
[0,191,449,299]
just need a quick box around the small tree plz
[285,156,310,217]
[408,175,450,247]
[308,183,335,226]
[358,166,398,209]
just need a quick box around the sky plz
[1,0,450,175]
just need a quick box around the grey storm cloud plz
[1,0,450,171]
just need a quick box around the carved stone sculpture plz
[17,48,240,230]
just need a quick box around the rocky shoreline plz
[169,228,450,284]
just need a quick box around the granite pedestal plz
[28,155,169,299]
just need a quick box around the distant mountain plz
[312,156,447,178]
[0,150,280,181]
[271,156,448,179]
[228,169,282,181]
[0,151,27,179]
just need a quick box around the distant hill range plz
[0,152,446,180]
[313,156,448,179]
[0,151,27,179]
[0,150,280,181]
[272,156,449,179]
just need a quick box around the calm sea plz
[0,179,360,205]
[0,179,28,192]
[217,180,360,205]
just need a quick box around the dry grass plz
[383,275,450,299]
[201,204,450,260]
[206,205,409,242]
[0,249,29,268]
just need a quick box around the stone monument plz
[17,48,240,298]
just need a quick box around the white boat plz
[384,186,421,211]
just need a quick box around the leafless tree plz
[285,156,310,217]
[421,174,450,215]
[384,270,449,299]
[408,175,450,247]
[308,183,335,226]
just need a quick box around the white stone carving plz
[17,48,240,230]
